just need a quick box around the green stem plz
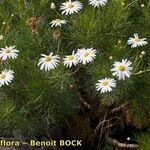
[56,39,61,54]
[54,9,63,18]
[133,69,150,75]
[68,65,82,76]
[133,57,142,73]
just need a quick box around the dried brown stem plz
[111,102,128,113]
[76,93,91,109]
[107,137,138,149]
[95,117,120,133]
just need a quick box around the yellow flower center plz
[102,81,109,86]
[68,55,74,60]
[56,19,61,22]
[135,37,141,42]
[0,74,6,79]
[118,65,125,71]
[68,4,75,8]
[45,56,52,62]
[5,48,11,53]
[84,52,90,57]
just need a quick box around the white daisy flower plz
[96,78,116,93]
[38,52,60,71]
[77,48,97,65]
[60,0,83,15]
[64,51,78,68]
[0,46,19,61]
[50,19,67,27]
[111,59,133,80]
[89,0,107,7]
[127,33,148,48]
[0,70,14,87]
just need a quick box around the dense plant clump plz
[0,0,150,149]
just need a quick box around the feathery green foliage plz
[0,0,150,149]
[136,132,150,150]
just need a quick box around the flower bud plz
[118,40,122,44]
[121,2,125,6]
[50,2,56,9]
[109,56,113,60]
[127,137,131,141]
[141,51,145,56]
[139,55,143,58]
[11,14,14,17]
[2,22,6,25]
[0,35,4,41]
